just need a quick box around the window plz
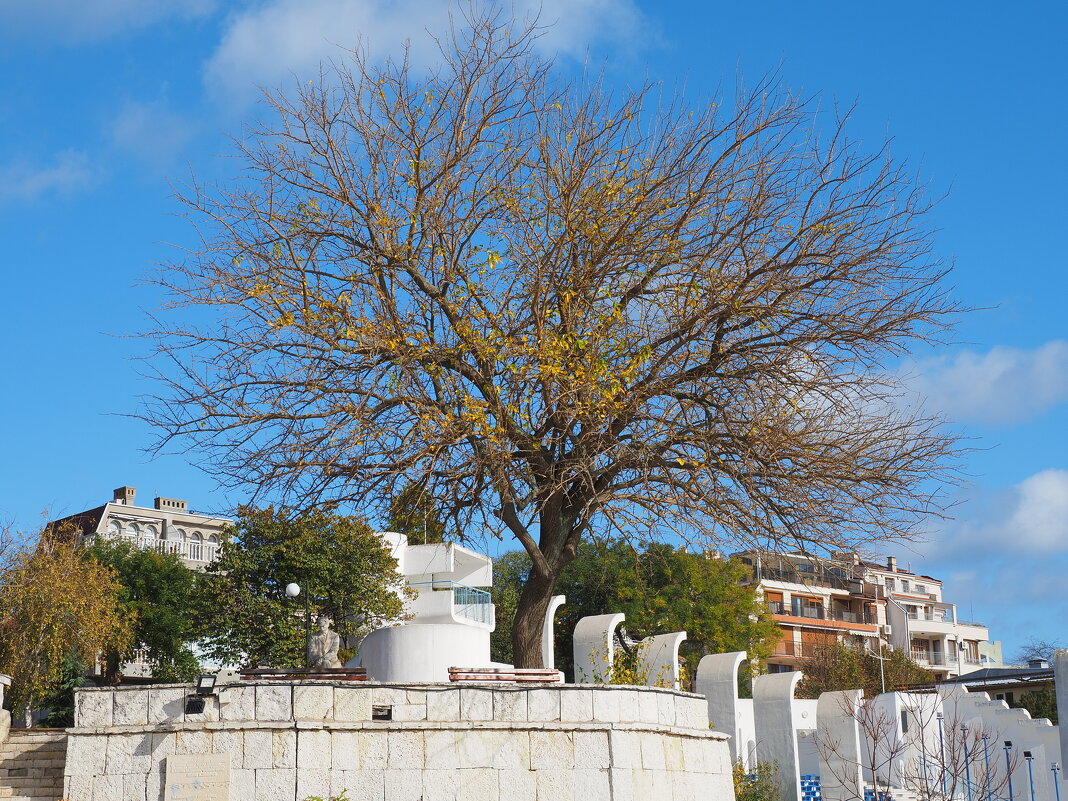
[901,710,909,733]
[126,522,140,541]
[768,664,793,674]
[901,580,910,592]
[884,578,895,592]
[915,583,927,594]
[108,520,123,537]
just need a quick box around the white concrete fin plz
[816,689,864,801]
[637,631,687,690]
[1056,649,1068,777]
[572,613,625,684]
[541,595,566,669]
[695,650,747,763]
[753,670,803,801]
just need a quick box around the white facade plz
[736,551,995,680]
[354,533,504,682]
[48,485,230,570]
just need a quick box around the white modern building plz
[46,485,231,569]
[735,550,996,680]
[352,531,506,682]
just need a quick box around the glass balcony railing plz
[409,581,493,625]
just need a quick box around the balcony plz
[85,533,220,564]
[769,601,875,626]
[408,580,494,627]
[759,566,855,591]
[910,648,947,667]
[907,610,951,623]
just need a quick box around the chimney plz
[154,496,188,513]
[113,486,137,506]
[887,556,897,572]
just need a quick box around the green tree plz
[796,641,932,698]
[0,530,131,717]
[492,539,779,680]
[386,483,447,544]
[146,11,960,667]
[88,539,201,682]
[196,507,409,668]
[1011,687,1057,724]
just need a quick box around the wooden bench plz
[448,667,563,683]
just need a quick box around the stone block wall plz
[65,683,732,801]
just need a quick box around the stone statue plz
[307,614,343,669]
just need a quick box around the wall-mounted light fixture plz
[185,673,219,714]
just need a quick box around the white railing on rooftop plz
[87,534,219,564]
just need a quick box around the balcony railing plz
[769,601,875,625]
[759,566,856,590]
[910,649,947,666]
[907,610,951,623]
[85,534,219,564]
[409,581,493,626]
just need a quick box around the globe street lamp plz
[285,582,310,668]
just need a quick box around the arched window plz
[206,534,219,545]
[174,527,187,541]
[125,522,140,542]
[108,520,123,538]
[189,531,203,560]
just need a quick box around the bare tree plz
[815,693,1018,801]
[1014,638,1064,666]
[145,9,960,667]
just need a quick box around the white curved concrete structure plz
[541,595,566,668]
[351,533,500,681]
[638,631,687,690]
[695,651,747,764]
[356,624,494,683]
[816,689,864,801]
[573,613,625,684]
[753,670,803,801]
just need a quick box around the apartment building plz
[47,485,230,570]
[735,550,995,681]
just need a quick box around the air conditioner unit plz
[881,624,893,636]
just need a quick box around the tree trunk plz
[511,567,558,669]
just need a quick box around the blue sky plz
[1,0,1065,660]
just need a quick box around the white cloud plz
[917,470,1068,659]
[926,469,1068,558]
[0,150,96,202]
[110,100,198,171]
[900,340,1068,425]
[0,0,214,42]
[204,0,649,106]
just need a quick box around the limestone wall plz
[65,682,733,801]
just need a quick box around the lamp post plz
[285,582,310,669]
[982,735,992,801]
[938,712,947,796]
[1023,752,1035,801]
[962,724,973,801]
[1005,741,1015,801]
